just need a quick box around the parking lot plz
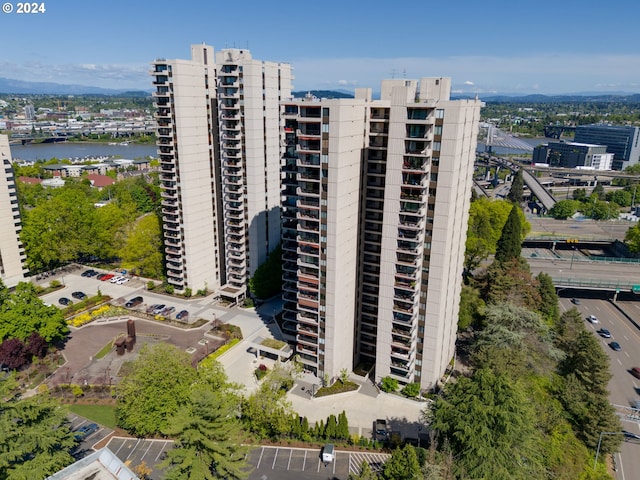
[67,413,113,457]
[247,446,389,480]
[105,437,173,479]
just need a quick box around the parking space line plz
[618,358,623,366]
[141,441,153,460]
[271,448,278,469]
[113,439,126,457]
[154,441,171,462]
[255,447,264,469]
[126,439,142,460]
[302,449,306,470]
[625,351,631,358]
[287,448,292,470]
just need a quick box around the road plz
[559,296,640,479]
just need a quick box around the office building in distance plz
[151,45,291,298]
[574,124,640,170]
[533,141,614,170]
[281,79,482,389]
[0,135,28,286]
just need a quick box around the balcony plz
[297,311,319,326]
[297,334,318,347]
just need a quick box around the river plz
[9,137,548,162]
[9,142,158,162]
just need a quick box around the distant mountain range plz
[1,77,638,103]
[0,77,149,96]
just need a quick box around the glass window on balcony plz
[407,124,427,138]
[407,108,430,120]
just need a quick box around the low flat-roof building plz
[46,447,139,480]
[533,141,613,170]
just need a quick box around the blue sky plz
[1,0,639,95]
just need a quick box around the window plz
[433,142,441,151]
[322,124,329,133]
[435,109,444,119]
[434,125,443,135]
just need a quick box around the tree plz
[161,388,250,480]
[248,244,282,299]
[592,182,605,199]
[401,383,420,398]
[119,213,163,279]
[0,387,76,478]
[606,189,632,207]
[349,460,378,480]
[494,204,522,263]
[337,411,350,440]
[433,369,544,479]
[549,199,580,219]
[625,222,640,252]
[381,445,421,480]
[0,282,68,343]
[536,272,559,325]
[116,343,197,437]
[507,169,524,203]
[0,338,28,369]
[458,284,485,330]
[324,414,338,439]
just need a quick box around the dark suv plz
[375,419,389,440]
[125,296,143,308]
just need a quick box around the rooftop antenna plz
[391,68,396,79]
[402,69,406,79]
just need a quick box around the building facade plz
[151,45,291,295]
[281,80,482,390]
[0,135,28,286]
[574,124,640,170]
[533,141,613,170]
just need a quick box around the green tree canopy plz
[549,199,581,219]
[625,222,640,253]
[506,169,524,204]
[161,388,250,480]
[248,244,282,299]
[0,281,68,343]
[433,368,544,479]
[494,204,523,264]
[0,382,76,479]
[119,213,163,279]
[116,343,197,437]
[381,445,421,480]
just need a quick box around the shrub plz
[146,281,155,291]
[49,279,61,288]
[401,382,420,398]
[164,284,174,294]
[184,287,192,298]
[380,376,399,393]
[255,364,269,380]
[71,384,84,398]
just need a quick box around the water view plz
[9,142,158,162]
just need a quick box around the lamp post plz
[594,431,621,470]
[570,246,576,270]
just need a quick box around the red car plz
[100,274,114,282]
[631,367,640,379]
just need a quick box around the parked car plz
[631,367,640,379]
[125,296,143,308]
[375,419,389,440]
[176,310,189,320]
[74,423,99,441]
[571,298,581,305]
[610,341,622,351]
[58,297,71,306]
[161,306,175,316]
[81,269,97,277]
[96,273,107,280]
[110,275,124,284]
[71,291,87,300]
[100,274,114,282]
[146,304,160,314]
[587,315,599,324]
[152,304,166,315]
[115,277,129,285]
[597,328,611,338]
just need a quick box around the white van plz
[321,444,334,463]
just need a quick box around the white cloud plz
[463,81,474,86]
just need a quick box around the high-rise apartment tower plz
[0,135,28,286]
[281,79,482,390]
[151,45,291,297]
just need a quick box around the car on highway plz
[587,315,599,324]
[571,298,581,305]
[58,297,71,306]
[176,310,189,320]
[125,296,143,308]
[597,328,611,338]
[71,291,87,300]
[631,367,640,379]
[623,430,640,441]
[610,341,622,351]
[74,423,99,441]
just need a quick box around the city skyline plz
[1,0,639,95]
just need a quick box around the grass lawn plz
[68,404,118,429]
